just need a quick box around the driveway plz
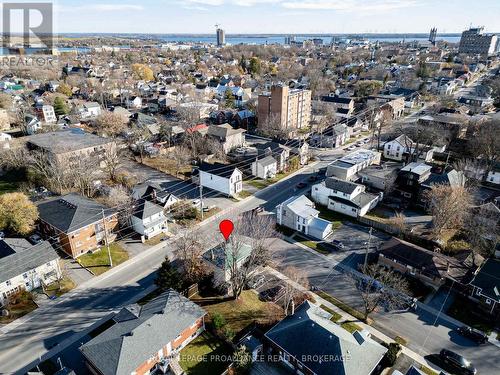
[62,259,93,285]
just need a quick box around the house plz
[202,240,253,286]
[327,149,381,181]
[419,169,466,202]
[311,123,350,149]
[254,141,291,172]
[80,289,206,375]
[132,181,179,210]
[264,301,387,375]
[0,239,61,305]
[206,123,246,154]
[24,114,42,134]
[286,140,309,165]
[378,237,473,289]
[468,259,500,315]
[486,162,500,185]
[311,177,382,218]
[77,102,102,119]
[276,195,332,240]
[384,134,434,162]
[394,162,432,201]
[367,94,405,119]
[0,132,12,150]
[194,162,243,197]
[389,88,421,109]
[251,155,277,179]
[178,102,218,119]
[126,96,142,109]
[26,130,116,165]
[37,194,119,258]
[131,199,168,240]
[358,162,400,191]
[34,104,57,124]
[320,94,355,119]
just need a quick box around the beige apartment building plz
[258,84,311,138]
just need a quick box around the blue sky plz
[8,0,500,34]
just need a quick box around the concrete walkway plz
[265,265,446,374]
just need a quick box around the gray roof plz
[265,301,387,375]
[80,289,206,375]
[281,195,319,219]
[27,130,113,154]
[37,193,116,233]
[325,177,359,194]
[256,155,277,167]
[400,162,431,176]
[207,123,245,140]
[0,239,59,283]
[132,199,164,220]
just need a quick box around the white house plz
[202,241,253,286]
[25,114,42,135]
[327,149,381,181]
[251,155,277,179]
[195,162,243,197]
[78,102,102,119]
[39,105,56,124]
[0,239,61,305]
[312,177,381,218]
[130,199,168,240]
[383,134,434,162]
[276,195,332,240]
[126,96,143,109]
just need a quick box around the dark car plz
[296,182,307,189]
[259,285,285,302]
[331,240,345,250]
[308,175,319,182]
[457,326,488,344]
[439,349,477,375]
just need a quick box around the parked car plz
[259,285,285,302]
[247,275,266,289]
[439,349,477,375]
[457,326,488,344]
[331,239,344,250]
[296,182,307,189]
[308,175,319,182]
[347,146,356,151]
[28,234,43,245]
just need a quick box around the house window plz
[475,288,482,296]
[485,298,491,305]
[387,145,391,149]
[6,280,11,286]
[23,273,28,279]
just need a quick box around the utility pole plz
[102,209,112,267]
[364,227,373,272]
[199,173,204,220]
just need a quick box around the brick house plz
[80,289,206,375]
[37,194,118,259]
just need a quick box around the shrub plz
[382,342,401,367]
[223,326,235,341]
[212,313,226,330]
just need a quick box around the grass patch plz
[44,276,75,298]
[247,179,270,189]
[317,291,366,322]
[238,190,253,198]
[144,232,169,246]
[0,291,37,323]
[394,336,408,346]
[0,169,25,195]
[315,204,345,228]
[179,332,232,375]
[340,321,362,333]
[446,295,496,334]
[194,290,284,335]
[320,304,342,322]
[419,365,439,375]
[141,156,191,179]
[77,243,129,276]
[295,234,330,255]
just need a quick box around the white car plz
[347,146,356,151]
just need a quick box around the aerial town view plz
[0,1,499,375]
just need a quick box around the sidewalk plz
[265,265,446,374]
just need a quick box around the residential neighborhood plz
[0,4,499,375]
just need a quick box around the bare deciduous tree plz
[95,110,128,137]
[174,229,207,285]
[282,266,309,315]
[102,145,122,182]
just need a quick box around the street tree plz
[351,264,409,321]
[155,257,183,291]
[174,230,207,285]
[53,96,68,116]
[0,192,39,235]
[102,145,123,182]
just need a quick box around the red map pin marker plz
[219,219,234,241]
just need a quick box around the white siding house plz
[196,162,243,197]
[131,199,168,240]
[251,156,277,179]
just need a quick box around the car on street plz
[439,349,477,375]
[347,146,356,151]
[457,326,488,344]
[246,275,266,289]
[259,284,285,302]
[296,182,307,189]
[28,234,43,245]
[331,239,344,250]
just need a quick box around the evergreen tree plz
[53,97,68,116]
[224,89,235,108]
[155,257,183,291]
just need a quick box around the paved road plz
[268,236,500,375]
[0,162,320,375]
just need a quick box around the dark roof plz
[0,239,59,283]
[265,301,386,375]
[470,259,500,302]
[80,289,206,375]
[379,238,471,283]
[198,162,240,178]
[37,194,116,233]
[325,177,359,194]
[321,95,353,104]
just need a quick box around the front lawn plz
[247,179,270,190]
[44,276,75,297]
[237,190,253,198]
[0,291,37,324]
[77,243,129,276]
[317,291,366,322]
[320,304,342,322]
[340,321,362,333]
[194,290,284,335]
[179,332,232,375]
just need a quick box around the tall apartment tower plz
[258,84,311,138]
[216,27,226,46]
[459,26,498,55]
[428,27,437,46]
